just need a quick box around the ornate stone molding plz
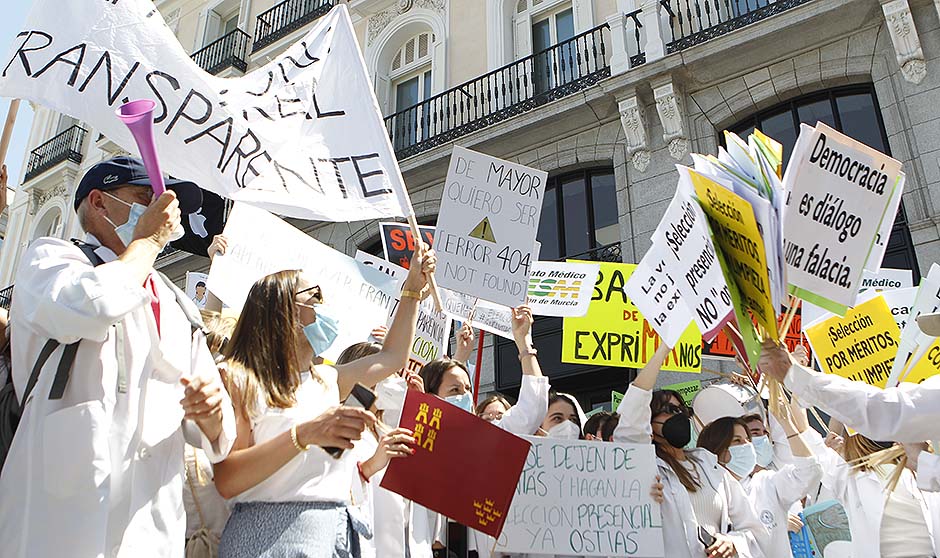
[618,95,651,172]
[881,0,926,84]
[30,183,67,215]
[653,80,688,161]
[368,0,446,43]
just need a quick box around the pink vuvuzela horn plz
[116,99,165,197]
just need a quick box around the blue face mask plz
[103,192,148,248]
[726,442,757,478]
[685,423,699,450]
[752,435,774,468]
[301,309,340,356]
[445,392,473,413]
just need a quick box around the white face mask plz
[102,191,147,248]
[726,442,758,478]
[752,435,774,468]
[547,420,581,440]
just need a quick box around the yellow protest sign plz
[805,295,900,388]
[561,262,702,373]
[901,339,940,385]
[690,169,778,339]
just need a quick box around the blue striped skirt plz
[218,501,372,558]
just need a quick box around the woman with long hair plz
[213,247,435,558]
[696,410,821,558]
[613,343,770,558]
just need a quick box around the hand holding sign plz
[401,242,437,300]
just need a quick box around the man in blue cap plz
[0,156,236,558]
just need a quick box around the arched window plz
[727,85,921,281]
[388,32,435,151]
[32,206,62,242]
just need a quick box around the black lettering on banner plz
[32,43,87,86]
[350,153,391,198]
[184,117,234,167]
[221,129,264,187]
[2,31,52,78]
[145,70,181,122]
[77,51,140,105]
[165,88,213,134]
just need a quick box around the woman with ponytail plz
[613,344,770,558]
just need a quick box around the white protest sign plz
[656,174,734,341]
[0,2,409,222]
[859,267,914,293]
[185,271,209,309]
[624,247,694,347]
[865,174,905,272]
[783,123,903,314]
[354,252,453,372]
[207,203,399,361]
[439,289,513,339]
[882,287,918,330]
[436,146,545,307]
[526,261,600,317]
[495,437,664,557]
[888,264,940,386]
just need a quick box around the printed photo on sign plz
[379,222,435,270]
[0,2,410,222]
[495,437,664,557]
[185,272,209,309]
[435,146,546,307]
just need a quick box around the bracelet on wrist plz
[290,424,310,452]
[400,289,422,300]
[518,347,538,360]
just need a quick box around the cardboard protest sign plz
[881,287,917,331]
[495,437,663,557]
[859,268,914,293]
[804,295,900,388]
[889,264,940,386]
[380,222,435,270]
[185,272,209,309]
[623,251,695,347]
[689,168,778,341]
[353,251,452,372]
[864,175,905,272]
[527,261,600,317]
[0,3,410,221]
[207,203,399,361]
[562,262,702,373]
[611,391,624,410]
[436,147,545,307]
[783,123,903,314]
[662,380,702,405]
[439,288,514,339]
[704,308,812,363]
[900,339,940,385]
[381,390,530,538]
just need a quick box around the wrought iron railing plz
[0,285,12,310]
[24,125,87,182]
[662,0,813,53]
[564,241,624,263]
[385,23,611,160]
[253,0,333,51]
[625,9,646,67]
[193,28,250,74]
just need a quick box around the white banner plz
[526,261,600,317]
[782,123,903,314]
[0,2,409,222]
[882,287,918,330]
[888,263,940,386]
[495,437,664,557]
[865,174,905,271]
[624,247,693,347]
[207,203,399,361]
[859,267,914,293]
[354,252,452,372]
[185,271,209,309]
[439,289,513,339]
[436,146,545,307]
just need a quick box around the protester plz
[476,393,513,422]
[537,392,583,440]
[213,243,435,558]
[801,425,940,558]
[615,343,770,558]
[696,405,821,558]
[0,156,236,558]
[583,410,614,441]
[760,336,940,442]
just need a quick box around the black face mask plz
[658,414,692,449]
[872,440,895,451]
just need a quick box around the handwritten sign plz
[661,380,702,405]
[0,3,411,222]
[805,295,900,388]
[783,123,903,314]
[527,261,600,317]
[436,147,545,307]
[439,288,514,339]
[562,262,702,373]
[495,437,664,556]
[612,391,624,410]
[380,222,435,270]
[208,203,399,361]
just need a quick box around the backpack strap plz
[72,239,104,267]
[156,271,207,334]
[21,339,59,407]
[47,342,81,400]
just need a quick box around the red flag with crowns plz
[380,389,530,538]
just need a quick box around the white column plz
[606,13,630,76]
[640,0,665,63]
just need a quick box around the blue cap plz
[73,156,202,213]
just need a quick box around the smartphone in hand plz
[324,383,376,459]
[698,526,717,549]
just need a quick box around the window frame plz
[538,168,618,261]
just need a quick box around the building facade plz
[2,0,937,409]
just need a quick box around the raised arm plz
[612,342,672,443]
[632,342,671,391]
[495,306,549,435]
[335,246,436,398]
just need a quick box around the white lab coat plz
[740,457,822,557]
[0,237,236,558]
[803,428,940,558]
[614,384,771,558]
[786,362,940,442]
